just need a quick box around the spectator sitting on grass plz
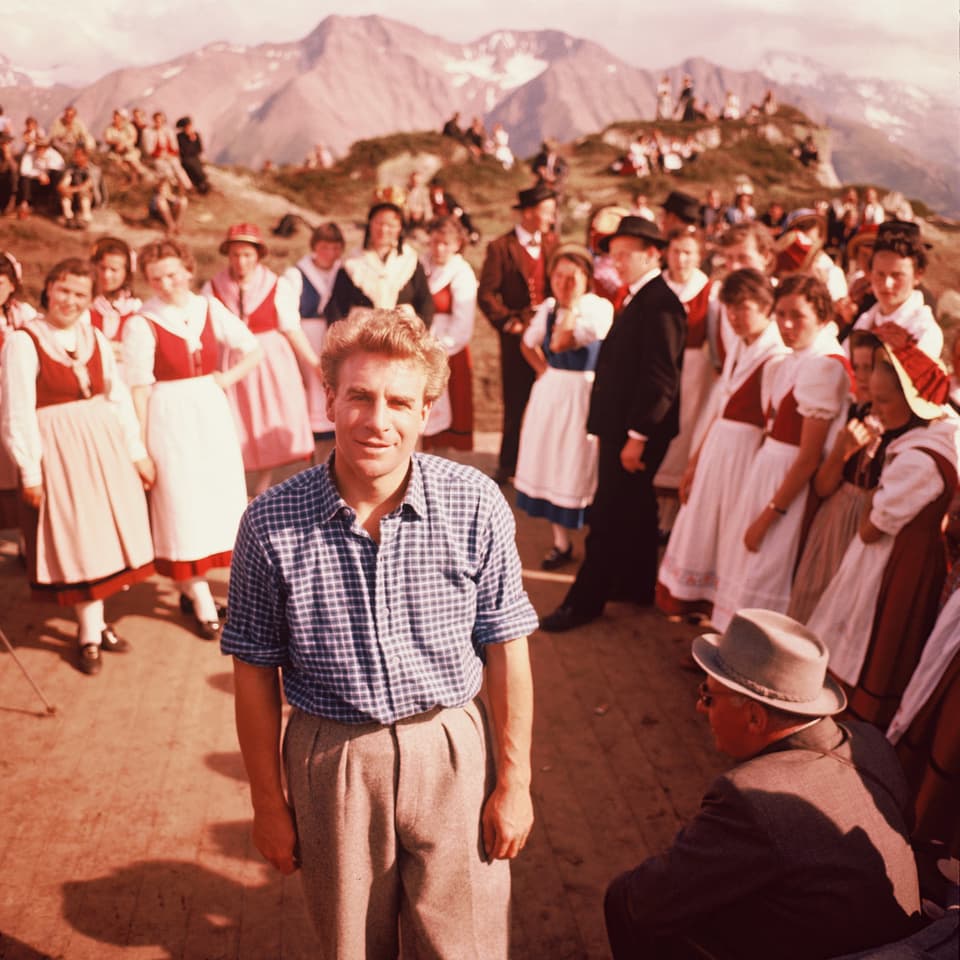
[57,145,97,230]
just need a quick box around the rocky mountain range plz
[1,18,957,214]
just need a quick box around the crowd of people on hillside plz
[0,102,211,231]
[1,107,959,958]
[441,111,515,170]
[656,74,779,125]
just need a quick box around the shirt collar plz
[628,267,661,296]
[315,453,428,523]
[515,224,541,247]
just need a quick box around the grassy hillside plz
[2,111,958,429]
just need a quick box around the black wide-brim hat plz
[513,183,558,209]
[662,190,700,224]
[598,215,667,252]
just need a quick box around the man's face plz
[696,677,756,760]
[520,199,556,235]
[326,352,430,490]
[609,236,660,286]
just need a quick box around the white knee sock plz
[75,600,106,647]
[178,577,218,622]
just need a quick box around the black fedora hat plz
[662,190,700,224]
[598,215,667,252]
[513,183,558,209]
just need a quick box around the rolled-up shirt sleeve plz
[221,504,290,666]
[472,485,539,647]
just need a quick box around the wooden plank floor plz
[0,438,725,960]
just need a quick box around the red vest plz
[768,354,853,445]
[722,362,767,428]
[211,280,280,335]
[684,283,712,349]
[432,283,453,315]
[22,327,106,408]
[518,246,548,307]
[147,309,218,381]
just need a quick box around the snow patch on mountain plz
[444,51,548,91]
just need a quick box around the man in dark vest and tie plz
[478,183,558,484]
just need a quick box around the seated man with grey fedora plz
[604,609,923,960]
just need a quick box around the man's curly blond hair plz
[321,307,450,403]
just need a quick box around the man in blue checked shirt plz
[222,307,538,959]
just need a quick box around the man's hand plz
[252,802,300,875]
[620,436,646,473]
[481,782,533,861]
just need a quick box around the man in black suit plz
[478,184,558,484]
[541,217,685,631]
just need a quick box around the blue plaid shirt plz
[221,454,538,724]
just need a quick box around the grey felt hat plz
[692,609,846,716]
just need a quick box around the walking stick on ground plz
[0,627,58,715]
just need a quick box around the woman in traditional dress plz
[342,198,434,326]
[654,227,716,533]
[514,244,613,570]
[204,222,316,495]
[89,236,142,371]
[283,221,359,448]
[808,323,959,728]
[1,258,154,675]
[421,216,478,451]
[788,330,884,622]
[657,269,786,616]
[710,275,852,631]
[0,252,37,531]
[123,239,261,639]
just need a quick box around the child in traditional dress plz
[204,223,316,496]
[421,216,478,451]
[283,222,358,449]
[657,269,786,617]
[710,274,852,631]
[123,239,261,639]
[89,236,142,369]
[788,330,883,621]
[808,323,958,728]
[1,258,155,674]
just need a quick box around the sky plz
[4,0,958,96]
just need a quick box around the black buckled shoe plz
[541,545,574,571]
[100,625,131,653]
[179,594,226,640]
[79,643,103,675]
